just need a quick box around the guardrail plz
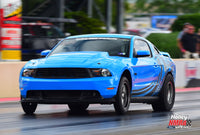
[0,59,199,98]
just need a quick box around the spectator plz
[177,23,191,57]
[197,28,200,56]
[181,25,199,58]
[177,23,191,40]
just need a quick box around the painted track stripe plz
[176,87,200,92]
[0,97,20,103]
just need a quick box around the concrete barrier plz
[0,59,200,98]
[0,62,26,98]
[174,59,200,88]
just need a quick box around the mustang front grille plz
[34,68,91,79]
[26,90,101,100]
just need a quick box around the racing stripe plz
[146,84,158,96]
[132,82,155,96]
[132,56,165,96]
[132,82,153,92]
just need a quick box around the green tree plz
[90,0,130,26]
[22,0,46,15]
[147,32,181,58]
[131,0,200,13]
[64,11,106,35]
[171,13,200,32]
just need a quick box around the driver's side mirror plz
[160,51,170,57]
[135,50,150,57]
[41,50,51,57]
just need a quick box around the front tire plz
[21,102,37,114]
[114,77,131,115]
[68,103,89,112]
[152,74,175,112]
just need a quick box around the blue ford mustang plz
[19,34,176,114]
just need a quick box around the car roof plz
[65,34,137,39]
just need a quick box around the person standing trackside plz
[181,25,199,58]
[177,23,191,40]
[197,28,200,57]
[177,23,191,57]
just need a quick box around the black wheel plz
[114,76,131,115]
[21,102,37,114]
[68,103,89,112]
[152,74,175,112]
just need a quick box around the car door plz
[131,39,162,97]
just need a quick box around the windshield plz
[49,37,130,57]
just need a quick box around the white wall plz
[174,59,200,88]
[0,59,199,98]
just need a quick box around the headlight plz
[101,69,111,77]
[22,69,36,77]
[90,68,112,77]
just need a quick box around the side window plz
[134,39,152,57]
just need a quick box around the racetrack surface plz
[0,91,200,135]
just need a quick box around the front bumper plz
[20,77,118,103]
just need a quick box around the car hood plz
[24,52,124,68]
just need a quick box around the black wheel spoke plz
[152,74,175,112]
[114,77,130,115]
[21,102,37,114]
[68,103,89,112]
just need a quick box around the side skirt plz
[131,96,159,104]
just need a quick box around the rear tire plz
[114,77,131,115]
[21,102,37,114]
[152,74,175,112]
[68,103,89,112]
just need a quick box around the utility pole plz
[58,0,64,31]
[106,0,112,33]
[116,0,123,34]
[88,0,93,18]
